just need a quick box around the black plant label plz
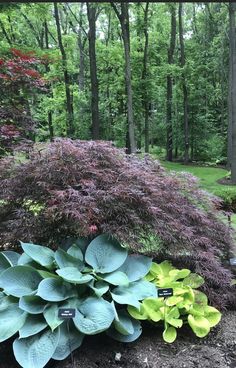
[158,288,173,297]
[58,308,76,319]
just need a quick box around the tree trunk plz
[78,4,85,93]
[141,3,150,153]
[54,2,74,137]
[87,3,100,140]
[228,3,236,183]
[112,3,136,153]
[178,3,189,163]
[44,21,54,142]
[166,4,176,161]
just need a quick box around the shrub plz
[0,139,235,308]
[128,261,221,343]
[0,235,156,368]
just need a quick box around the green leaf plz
[163,326,177,343]
[107,318,142,342]
[203,306,221,327]
[37,278,76,302]
[55,249,84,270]
[169,269,191,280]
[73,296,115,335]
[19,295,48,314]
[127,304,149,320]
[142,298,164,322]
[117,255,152,282]
[0,266,42,297]
[1,251,20,266]
[150,261,173,277]
[52,321,84,361]
[88,280,109,297]
[67,245,83,261]
[17,253,39,268]
[0,252,12,275]
[56,267,93,284]
[43,304,64,331]
[102,271,129,286]
[166,296,184,306]
[19,314,47,338]
[183,273,204,288]
[111,280,157,308]
[194,290,208,306]
[0,302,27,342]
[85,234,127,273]
[21,242,55,270]
[13,328,59,368]
[114,310,134,335]
[187,315,211,338]
[37,270,59,279]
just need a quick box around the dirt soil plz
[1,311,236,368]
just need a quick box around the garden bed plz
[1,311,235,368]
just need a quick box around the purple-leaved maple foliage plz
[0,139,235,308]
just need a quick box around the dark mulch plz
[1,311,236,368]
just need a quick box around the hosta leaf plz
[1,251,20,266]
[203,306,221,327]
[17,253,39,268]
[0,266,42,297]
[85,234,127,273]
[189,304,205,317]
[19,314,47,338]
[166,296,184,307]
[0,303,27,342]
[37,270,59,279]
[117,255,152,282]
[55,249,84,270]
[60,237,90,255]
[107,319,142,342]
[150,261,173,277]
[188,315,211,338]
[111,280,157,308]
[43,304,64,331]
[183,273,204,288]
[67,245,83,261]
[0,253,12,275]
[73,296,115,335]
[114,310,134,335]
[194,290,208,306]
[89,281,109,297]
[13,328,59,368]
[166,317,183,328]
[37,278,76,302]
[142,298,164,322]
[163,326,177,343]
[19,295,48,314]
[127,304,149,320]
[56,267,93,284]
[21,242,55,270]
[52,321,84,360]
[102,271,129,286]
[169,269,191,280]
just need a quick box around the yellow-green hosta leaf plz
[169,269,191,280]
[183,273,204,288]
[188,315,211,338]
[194,290,208,306]
[166,296,183,306]
[127,304,148,320]
[142,298,164,322]
[163,326,177,343]
[144,273,155,282]
[150,261,173,278]
[203,306,221,327]
[189,304,205,317]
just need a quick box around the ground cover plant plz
[0,139,235,309]
[0,235,222,368]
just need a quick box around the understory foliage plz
[0,139,235,308]
[0,236,221,368]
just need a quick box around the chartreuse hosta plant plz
[128,261,221,343]
[0,234,156,368]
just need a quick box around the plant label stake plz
[58,308,76,319]
[157,288,173,298]
[58,308,76,368]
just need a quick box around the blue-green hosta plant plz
[0,234,156,368]
[128,261,221,343]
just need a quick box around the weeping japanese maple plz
[0,139,235,308]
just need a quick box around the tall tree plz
[112,2,136,153]
[178,3,189,163]
[166,3,176,161]
[54,2,74,137]
[87,3,100,140]
[228,2,236,182]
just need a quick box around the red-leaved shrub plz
[0,139,235,308]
